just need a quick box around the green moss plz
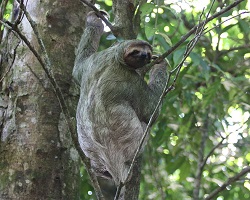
[0,172,10,190]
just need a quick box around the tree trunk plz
[0,1,88,199]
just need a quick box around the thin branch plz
[0,0,8,42]
[0,20,21,83]
[202,138,224,169]
[218,44,250,55]
[0,37,20,83]
[204,11,250,35]
[201,121,247,171]
[205,166,250,200]
[14,0,25,26]
[167,24,206,93]
[193,96,248,198]
[26,64,47,91]
[114,182,124,200]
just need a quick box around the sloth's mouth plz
[138,57,151,64]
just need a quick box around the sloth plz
[73,11,167,199]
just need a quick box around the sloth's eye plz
[130,50,140,55]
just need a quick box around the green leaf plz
[145,26,156,39]
[211,63,225,73]
[140,3,155,17]
[179,160,191,181]
[200,59,210,81]
[238,19,250,34]
[155,32,172,46]
[222,24,237,33]
[190,52,201,67]
[155,34,171,52]
[173,49,185,66]
[202,81,221,109]
[104,0,112,6]
[167,156,185,174]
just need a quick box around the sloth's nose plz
[140,52,147,58]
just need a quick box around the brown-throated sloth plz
[73,11,167,199]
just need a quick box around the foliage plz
[80,0,250,199]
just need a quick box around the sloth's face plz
[124,41,152,69]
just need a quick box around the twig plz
[202,139,224,169]
[201,122,247,172]
[114,182,124,200]
[14,0,25,26]
[218,44,250,56]
[0,38,20,83]
[204,11,250,35]
[26,64,47,90]
[167,21,206,93]
[204,166,250,200]
[0,0,8,42]
[0,20,21,83]
[79,0,114,32]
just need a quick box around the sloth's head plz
[123,40,152,69]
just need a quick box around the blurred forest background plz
[1,0,250,200]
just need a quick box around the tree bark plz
[112,0,139,39]
[124,156,142,200]
[0,1,88,199]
